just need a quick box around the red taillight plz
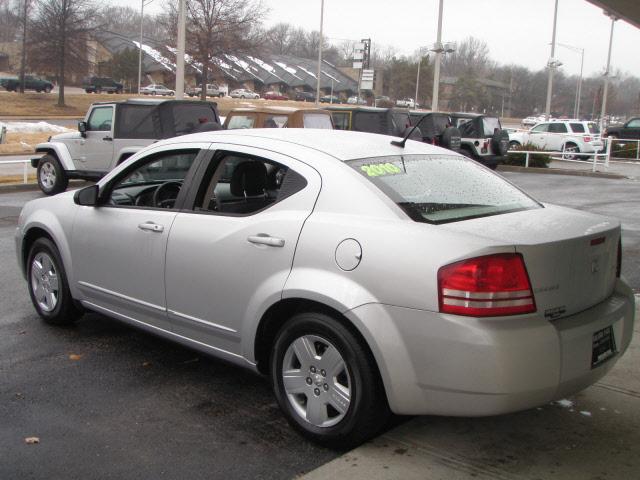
[584,136,591,142]
[438,253,536,317]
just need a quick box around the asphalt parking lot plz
[0,171,638,479]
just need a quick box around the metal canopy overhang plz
[586,0,640,29]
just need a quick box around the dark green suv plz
[83,76,124,94]
[4,75,54,93]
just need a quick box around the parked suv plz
[449,113,509,169]
[32,99,221,195]
[604,117,640,140]
[224,106,333,130]
[3,75,53,93]
[83,76,124,94]
[328,106,420,139]
[186,83,225,98]
[509,120,603,160]
[408,111,461,152]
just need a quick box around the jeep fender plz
[34,142,76,170]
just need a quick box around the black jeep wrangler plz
[327,106,421,139]
[449,113,509,169]
[409,111,461,153]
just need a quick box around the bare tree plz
[0,0,21,42]
[29,0,96,106]
[18,0,30,93]
[164,0,266,101]
[266,22,293,55]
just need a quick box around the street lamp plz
[315,0,325,106]
[544,0,559,121]
[599,11,617,132]
[414,47,427,109]
[175,0,186,100]
[137,0,156,94]
[556,42,585,119]
[430,40,455,112]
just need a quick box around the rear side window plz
[115,104,156,138]
[264,115,288,128]
[331,112,350,130]
[347,154,540,224]
[548,123,568,133]
[570,123,585,133]
[227,115,256,129]
[303,113,333,129]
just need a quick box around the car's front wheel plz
[37,154,68,195]
[27,237,82,325]
[271,311,389,449]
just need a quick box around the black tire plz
[491,130,510,156]
[44,86,52,93]
[37,154,68,195]
[36,89,42,93]
[270,311,390,449]
[441,127,462,150]
[27,237,82,325]
[562,142,580,160]
[509,140,521,150]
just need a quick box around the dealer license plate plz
[591,326,616,369]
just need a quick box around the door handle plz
[247,234,285,247]
[138,222,164,233]
[103,136,113,141]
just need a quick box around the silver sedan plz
[15,129,636,448]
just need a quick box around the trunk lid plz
[442,204,619,319]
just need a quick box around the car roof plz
[90,99,209,106]
[326,106,388,112]
[228,106,329,114]
[155,128,452,163]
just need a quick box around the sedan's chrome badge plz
[545,306,566,320]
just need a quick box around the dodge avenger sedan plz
[16,129,635,448]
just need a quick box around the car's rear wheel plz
[271,311,389,449]
[44,86,52,93]
[509,140,521,150]
[27,237,82,325]
[562,142,580,160]
[37,154,68,195]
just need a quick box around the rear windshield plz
[347,154,541,224]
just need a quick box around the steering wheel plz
[153,181,182,208]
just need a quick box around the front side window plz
[627,119,640,128]
[108,150,199,209]
[303,113,333,129]
[193,153,307,215]
[347,154,540,224]
[482,117,501,136]
[227,115,257,129]
[88,107,114,131]
[531,123,549,133]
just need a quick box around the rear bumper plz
[346,279,635,416]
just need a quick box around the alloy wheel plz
[30,252,59,312]
[282,334,352,428]
[39,162,56,190]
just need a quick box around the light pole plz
[137,0,156,94]
[544,0,559,121]
[557,42,584,119]
[315,0,324,106]
[431,0,444,112]
[414,47,427,109]
[599,12,617,132]
[175,0,186,100]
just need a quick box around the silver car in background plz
[15,129,635,448]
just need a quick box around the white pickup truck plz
[186,83,226,98]
[32,98,221,195]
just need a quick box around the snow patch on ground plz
[555,399,574,408]
[579,411,592,417]
[0,121,72,134]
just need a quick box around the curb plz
[0,152,35,157]
[497,165,627,179]
[0,116,82,120]
[0,180,88,194]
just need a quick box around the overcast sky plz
[129,0,640,78]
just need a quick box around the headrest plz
[230,161,267,197]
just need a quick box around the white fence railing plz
[507,135,617,172]
[0,159,32,184]
[609,138,640,161]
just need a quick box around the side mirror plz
[78,121,87,137]
[74,184,99,206]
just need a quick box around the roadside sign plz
[360,69,374,90]
[352,61,363,69]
